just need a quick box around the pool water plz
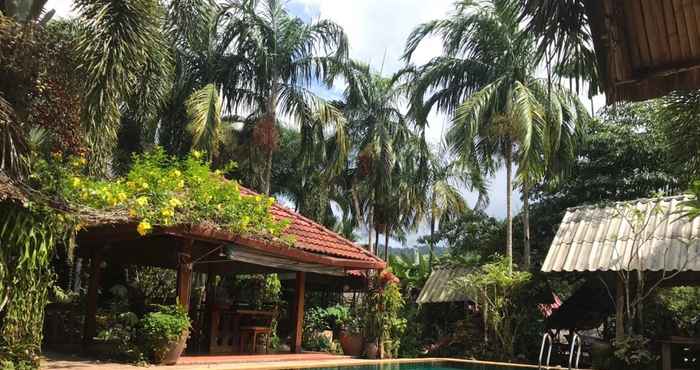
[285,362,524,370]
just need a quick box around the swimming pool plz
[280,361,537,370]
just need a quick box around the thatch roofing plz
[542,195,700,274]
[587,0,700,103]
[416,267,473,304]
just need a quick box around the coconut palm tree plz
[405,0,586,273]
[211,0,348,195]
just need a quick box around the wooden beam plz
[615,274,625,341]
[82,246,104,348]
[291,271,306,354]
[176,239,194,310]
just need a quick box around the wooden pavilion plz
[0,173,385,356]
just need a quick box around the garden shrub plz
[138,304,190,363]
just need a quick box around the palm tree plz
[211,0,349,195]
[405,0,586,273]
[422,146,484,269]
[74,0,171,174]
[340,61,419,255]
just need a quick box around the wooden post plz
[615,274,625,341]
[176,239,194,310]
[291,271,306,354]
[82,246,104,348]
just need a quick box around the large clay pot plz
[154,329,189,365]
[339,331,363,356]
[364,340,379,359]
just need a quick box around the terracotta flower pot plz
[364,340,379,359]
[154,329,189,365]
[339,331,363,356]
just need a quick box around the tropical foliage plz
[32,148,288,238]
[405,0,587,272]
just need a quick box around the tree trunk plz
[263,148,273,195]
[505,143,513,274]
[429,214,436,270]
[262,86,278,195]
[375,229,380,257]
[368,204,374,253]
[384,229,390,261]
[351,180,364,234]
[523,186,531,271]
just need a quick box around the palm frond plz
[186,83,222,159]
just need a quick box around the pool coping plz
[210,357,587,370]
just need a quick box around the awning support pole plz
[615,274,625,341]
[291,271,306,353]
[82,245,104,348]
[176,239,194,310]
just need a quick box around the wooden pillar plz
[615,274,625,341]
[82,246,104,348]
[176,239,194,310]
[291,271,306,354]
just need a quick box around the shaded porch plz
[68,190,384,358]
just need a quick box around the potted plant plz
[138,304,190,365]
[338,315,363,356]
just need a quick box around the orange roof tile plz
[239,186,384,267]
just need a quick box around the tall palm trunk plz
[262,85,279,195]
[505,143,513,275]
[523,185,531,270]
[429,212,436,270]
[384,229,390,261]
[368,200,374,253]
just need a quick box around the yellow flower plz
[128,208,138,217]
[169,198,182,208]
[161,208,174,218]
[192,150,203,159]
[126,181,136,189]
[117,192,128,202]
[141,182,149,189]
[135,196,148,207]
[172,169,182,177]
[267,197,275,206]
[70,177,81,188]
[254,195,261,203]
[137,221,152,236]
[177,179,185,189]
[214,169,222,176]
[241,216,250,227]
[78,157,87,166]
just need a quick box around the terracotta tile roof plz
[239,186,384,267]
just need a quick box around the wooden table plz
[209,306,275,354]
[660,336,700,370]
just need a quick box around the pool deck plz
[41,352,566,370]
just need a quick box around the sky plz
[46,0,602,246]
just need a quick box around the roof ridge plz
[238,185,382,263]
[566,194,695,211]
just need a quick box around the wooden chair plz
[237,309,276,354]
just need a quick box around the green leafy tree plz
[406,0,586,272]
[218,0,349,195]
[341,62,421,255]
[74,0,172,174]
